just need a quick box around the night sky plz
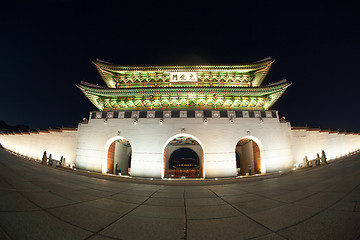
[1,1,359,131]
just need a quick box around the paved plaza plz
[0,148,359,240]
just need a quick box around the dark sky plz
[1,1,359,131]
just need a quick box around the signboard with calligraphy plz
[170,72,197,83]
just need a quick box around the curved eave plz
[252,59,275,86]
[77,85,104,110]
[93,64,116,88]
[264,81,292,109]
[78,81,289,97]
[93,58,275,88]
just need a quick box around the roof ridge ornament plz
[95,58,113,65]
[255,56,272,62]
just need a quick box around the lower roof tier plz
[77,80,291,111]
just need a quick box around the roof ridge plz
[92,58,275,69]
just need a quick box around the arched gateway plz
[104,136,132,175]
[76,58,291,178]
[163,134,204,178]
[235,137,264,175]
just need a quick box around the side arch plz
[102,136,132,174]
[234,135,266,175]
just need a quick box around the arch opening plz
[235,138,261,176]
[163,136,203,178]
[106,138,132,176]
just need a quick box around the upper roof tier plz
[93,57,275,88]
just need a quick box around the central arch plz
[162,134,205,179]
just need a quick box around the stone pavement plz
[0,148,360,240]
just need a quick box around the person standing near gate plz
[42,151,47,164]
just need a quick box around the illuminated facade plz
[75,57,294,178]
[1,58,359,179]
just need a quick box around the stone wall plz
[0,129,78,166]
[290,127,360,166]
[75,110,293,178]
[1,110,359,178]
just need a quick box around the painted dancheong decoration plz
[77,58,291,111]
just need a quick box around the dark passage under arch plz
[169,148,200,170]
[166,147,201,178]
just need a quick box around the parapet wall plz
[0,128,78,165]
[290,127,360,166]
